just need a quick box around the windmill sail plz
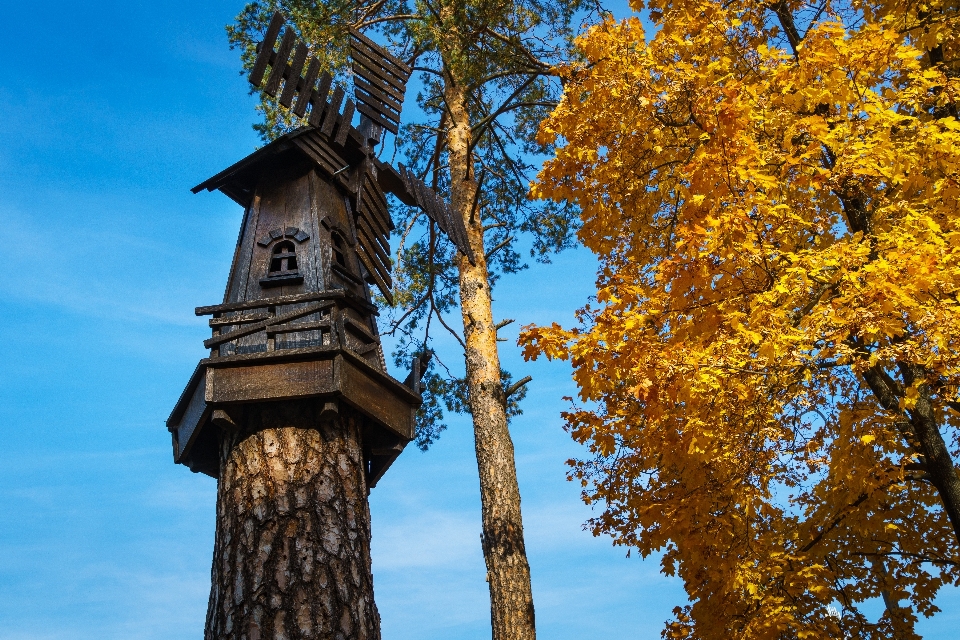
[348,28,411,135]
[398,166,477,265]
[249,12,354,140]
[244,12,475,302]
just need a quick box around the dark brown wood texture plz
[354,170,394,303]
[248,12,285,88]
[398,165,476,264]
[223,170,320,306]
[204,404,380,640]
[348,27,411,135]
[251,13,355,139]
[208,359,335,403]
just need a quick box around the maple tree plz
[522,1,960,638]
[229,2,593,638]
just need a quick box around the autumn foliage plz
[522,1,960,637]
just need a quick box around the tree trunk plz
[862,362,960,545]
[899,364,960,543]
[445,68,538,640]
[204,401,380,640]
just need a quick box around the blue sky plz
[0,2,957,639]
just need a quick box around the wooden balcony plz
[166,290,422,485]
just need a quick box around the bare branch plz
[505,375,532,399]
[480,26,553,71]
[485,236,515,261]
[469,75,538,149]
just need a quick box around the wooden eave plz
[192,127,366,207]
[192,125,417,209]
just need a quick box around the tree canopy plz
[522,1,960,638]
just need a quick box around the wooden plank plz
[356,244,394,303]
[199,347,419,403]
[350,64,405,108]
[331,262,364,286]
[278,172,313,305]
[357,192,390,242]
[196,290,375,316]
[356,232,392,287]
[343,316,378,342]
[349,52,410,94]
[166,365,211,464]
[350,53,406,99]
[200,344,334,366]
[359,204,391,253]
[360,180,391,237]
[249,12,286,87]
[209,312,271,327]
[204,302,324,348]
[266,319,334,335]
[400,167,473,260]
[264,28,297,96]
[430,190,464,251]
[349,27,412,75]
[307,72,333,126]
[279,42,309,107]
[173,371,210,462]
[242,177,288,304]
[339,356,414,439]
[364,176,391,227]
[353,91,401,130]
[223,193,260,303]
[358,203,390,252]
[334,100,355,146]
[301,130,347,167]
[357,214,391,267]
[292,138,338,175]
[349,50,406,93]
[353,76,403,115]
[342,194,360,247]
[167,364,205,428]
[293,58,321,116]
[320,87,344,137]
[305,171,324,291]
[410,173,447,234]
[356,102,399,135]
[209,359,336,404]
[349,41,410,86]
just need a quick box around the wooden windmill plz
[165,13,470,638]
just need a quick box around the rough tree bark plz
[862,362,960,543]
[204,400,380,640]
[443,45,537,640]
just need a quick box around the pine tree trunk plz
[204,401,380,640]
[445,69,538,640]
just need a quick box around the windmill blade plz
[398,166,477,266]
[355,170,395,304]
[249,12,355,145]
[348,28,411,135]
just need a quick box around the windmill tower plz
[166,14,473,639]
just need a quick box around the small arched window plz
[260,240,304,288]
[269,241,298,276]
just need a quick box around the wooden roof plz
[192,125,415,210]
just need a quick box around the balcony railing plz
[196,290,382,363]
